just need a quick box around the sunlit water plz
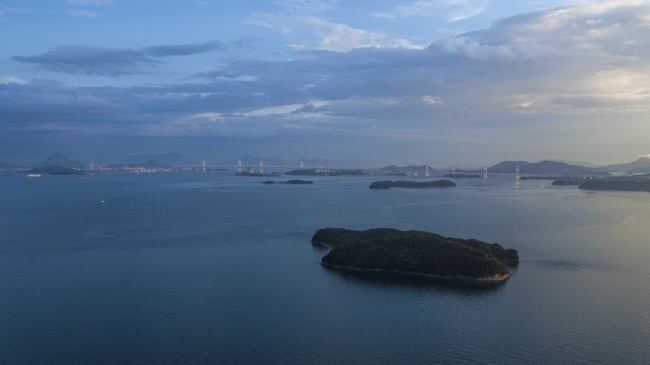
[1,171,649,364]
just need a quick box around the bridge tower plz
[516,165,520,180]
[484,165,488,179]
[238,160,242,173]
[202,161,206,172]
[260,161,264,174]
[425,164,429,177]
[300,161,304,169]
[452,164,456,175]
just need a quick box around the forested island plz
[369,180,456,189]
[25,165,84,175]
[263,180,313,184]
[552,180,582,186]
[443,173,481,178]
[285,169,365,176]
[312,228,519,280]
[520,176,560,180]
[578,180,650,192]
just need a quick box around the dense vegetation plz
[578,180,650,192]
[280,180,313,184]
[369,180,456,189]
[312,228,519,280]
[25,165,83,175]
[552,180,582,186]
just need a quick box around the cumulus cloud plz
[12,40,226,76]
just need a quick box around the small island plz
[285,169,366,176]
[443,173,481,178]
[520,176,560,181]
[25,165,84,175]
[552,179,581,186]
[369,180,456,189]
[578,180,650,192]
[263,180,314,184]
[312,228,519,280]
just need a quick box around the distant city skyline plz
[2,0,650,165]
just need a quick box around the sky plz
[1,0,650,166]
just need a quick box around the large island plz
[312,228,519,280]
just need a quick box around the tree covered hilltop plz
[312,228,519,280]
[369,180,456,189]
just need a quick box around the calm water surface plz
[1,171,649,364]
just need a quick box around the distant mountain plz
[32,153,85,169]
[0,160,19,168]
[121,153,199,166]
[625,167,650,174]
[601,158,650,172]
[489,160,610,176]
[542,159,600,168]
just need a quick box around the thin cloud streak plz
[12,40,226,76]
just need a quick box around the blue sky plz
[1,0,649,165]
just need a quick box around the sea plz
[1,171,649,364]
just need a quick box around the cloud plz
[248,15,423,52]
[0,76,27,84]
[67,9,99,17]
[12,46,159,76]
[422,95,443,104]
[2,0,650,144]
[143,40,224,57]
[12,40,226,76]
[373,0,489,22]
[0,7,31,19]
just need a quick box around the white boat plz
[26,174,41,177]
